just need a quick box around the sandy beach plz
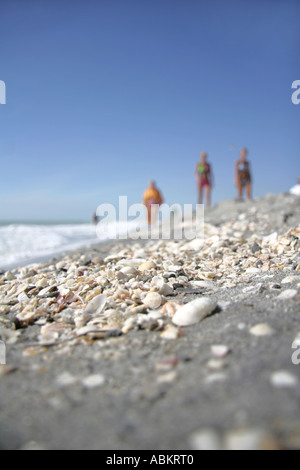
[0,193,299,450]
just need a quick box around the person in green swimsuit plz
[195,152,213,206]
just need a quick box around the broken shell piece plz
[84,294,107,315]
[160,324,183,340]
[160,301,182,318]
[172,298,217,326]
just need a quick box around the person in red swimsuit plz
[195,152,213,206]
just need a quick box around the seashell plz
[117,258,145,268]
[157,371,178,383]
[18,292,29,303]
[147,310,163,320]
[82,374,105,389]
[36,278,49,288]
[40,322,71,336]
[277,289,298,300]
[270,371,298,388]
[224,428,280,451]
[211,345,230,358]
[139,260,157,272]
[249,323,274,336]
[84,294,107,315]
[189,428,222,451]
[16,310,36,324]
[206,359,225,370]
[0,328,21,345]
[281,276,299,285]
[122,317,136,334]
[160,324,183,340]
[172,298,217,326]
[160,301,182,318]
[155,355,179,370]
[204,373,227,384]
[143,292,162,310]
[120,266,139,275]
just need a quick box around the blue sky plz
[0,0,299,221]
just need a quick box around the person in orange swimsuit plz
[195,152,213,206]
[143,181,164,225]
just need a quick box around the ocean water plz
[0,221,135,271]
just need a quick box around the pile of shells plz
[0,219,299,357]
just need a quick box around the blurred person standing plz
[195,152,213,206]
[235,148,252,201]
[143,180,164,225]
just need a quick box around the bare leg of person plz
[198,181,203,205]
[205,185,211,207]
[147,207,152,225]
[246,182,252,201]
[237,180,243,200]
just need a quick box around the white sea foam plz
[0,221,138,270]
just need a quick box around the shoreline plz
[0,193,300,449]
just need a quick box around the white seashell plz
[204,373,227,384]
[36,278,49,288]
[18,292,29,303]
[143,292,162,310]
[160,324,182,340]
[122,317,136,334]
[56,372,78,387]
[263,232,278,246]
[282,276,299,285]
[157,371,178,383]
[0,328,21,345]
[16,310,36,324]
[211,345,230,358]
[147,310,163,320]
[191,280,215,289]
[245,267,261,274]
[189,428,222,451]
[139,260,157,271]
[84,294,107,315]
[172,298,217,326]
[249,323,274,337]
[117,258,145,268]
[206,359,225,370]
[120,267,139,275]
[224,428,276,451]
[82,374,105,389]
[277,289,298,300]
[270,371,298,388]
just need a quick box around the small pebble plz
[211,345,230,358]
